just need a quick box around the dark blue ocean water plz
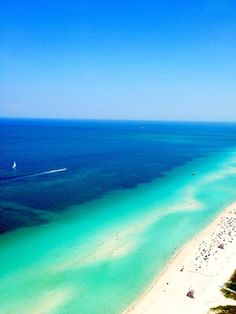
[1,118,236,234]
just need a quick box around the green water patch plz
[1,149,236,313]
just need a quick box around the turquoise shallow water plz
[1,148,236,313]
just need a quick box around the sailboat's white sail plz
[12,161,16,169]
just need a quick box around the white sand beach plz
[125,202,236,314]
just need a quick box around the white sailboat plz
[12,161,16,169]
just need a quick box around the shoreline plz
[124,202,236,314]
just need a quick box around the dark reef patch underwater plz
[1,118,236,234]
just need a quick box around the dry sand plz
[124,203,236,314]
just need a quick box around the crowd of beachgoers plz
[193,208,236,274]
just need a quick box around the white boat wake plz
[32,168,67,176]
[0,168,67,182]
